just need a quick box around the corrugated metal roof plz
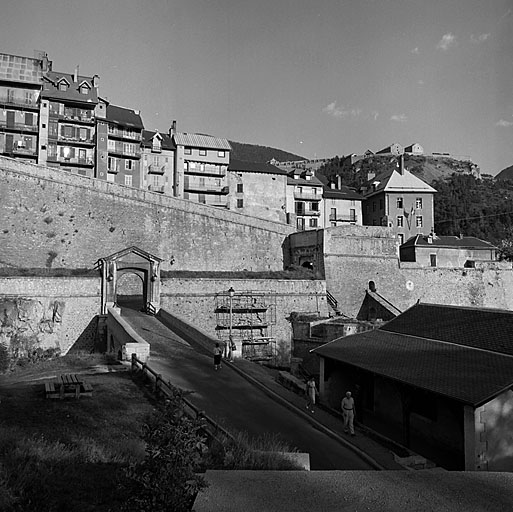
[174,132,231,150]
[401,234,496,250]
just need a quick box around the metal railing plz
[326,290,339,313]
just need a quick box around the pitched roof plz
[228,159,288,175]
[401,234,496,250]
[382,303,513,356]
[312,330,513,406]
[173,132,231,150]
[106,105,144,129]
[42,70,98,104]
[360,168,436,198]
[142,130,175,150]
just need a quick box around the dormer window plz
[58,81,68,91]
[79,83,90,95]
[152,133,162,152]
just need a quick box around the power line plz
[436,209,513,224]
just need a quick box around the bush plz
[121,387,208,512]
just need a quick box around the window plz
[237,183,243,193]
[79,127,88,141]
[58,81,68,91]
[218,151,225,157]
[309,218,318,228]
[79,84,89,94]
[125,160,133,171]
[397,216,404,227]
[297,218,305,231]
[295,202,305,215]
[398,234,404,245]
[124,143,135,154]
[108,140,115,150]
[124,175,132,186]
[350,209,356,222]
[416,216,423,228]
[25,113,33,126]
[416,197,423,209]
[184,148,191,155]
[108,125,116,134]
[237,199,244,208]
[330,208,337,220]
[430,254,437,267]
[310,202,319,212]
[199,149,207,156]
[397,197,403,209]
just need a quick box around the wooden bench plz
[44,374,93,399]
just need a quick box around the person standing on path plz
[213,343,223,370]
[305,377,317,413]
[341,391,356,436]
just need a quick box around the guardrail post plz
[155,374,162,396]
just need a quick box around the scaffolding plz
[215,290,277,362]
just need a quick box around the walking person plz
[341,391,356,436]
[213,342,223,370]
[305,376,317,413]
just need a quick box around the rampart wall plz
[0,156,293,271]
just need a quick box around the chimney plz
[73,65,79,83]
[169,120,177,136]
[92,74,99,88]
[337,175,342,189]
[330,182,336,189]
[398,154,404,175]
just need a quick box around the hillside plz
[229,140,304,163]
[318,154,480,188]
[496,165,513,181]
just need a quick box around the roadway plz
[120,307,375,470]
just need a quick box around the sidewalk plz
[225,357,406,471]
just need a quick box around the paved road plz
[121,307,374,470]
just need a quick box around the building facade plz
[286,169,324,231]
[174,132,231,207]
[227,159,288,223]
[322,183,363,228]
[40,68,99,177]
[359,156,436,244]
[0,51,49,163]
[141,129,175,195]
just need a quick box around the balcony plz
[148,164,166,174]
[329,214,358,223]
[184,182,229,194]
[59,114,95,125]
[297,210,321,217]
[294,191,322,201]
[59,134,95,146]
[48,155,94,166]
[108,129,141,141]
[148,185,165,193]
[185,165,226,177]
[0,121,38,133]
[0,96,39,110]
[108,147,141,158]
[4,146,37,156]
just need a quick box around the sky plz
[1,0,512,174]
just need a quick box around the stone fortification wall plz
[0,157,293,271]
[160,278,328,364]
[0,277,101,365]
[322,228,513,316]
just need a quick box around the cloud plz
[411,47,420,55]
[436,33,456,51]
[391,114,407,123]
[471,33,490,43]
[496,119,513,127]
[322,101,361,119]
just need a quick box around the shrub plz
[121,387,208,512]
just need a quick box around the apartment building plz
[0,51,49,162]
[174,132,231,207]
[286,169,324,231]
[39,68,99,177]
[228,159,288,223]
[100,104,144,187]
[141,129,175,194]
[323,185,363,228]
[359,155,436,244]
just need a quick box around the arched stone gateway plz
[96,246,163,315]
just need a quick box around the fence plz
[130,353,235,446]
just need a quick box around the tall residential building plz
[286,169,324,231]
[0,51,50,162]
[141,128,175,194]
[359,155,436,244]
[39,67,99,177]
[101,104,144,187]
[174,132,231,207]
